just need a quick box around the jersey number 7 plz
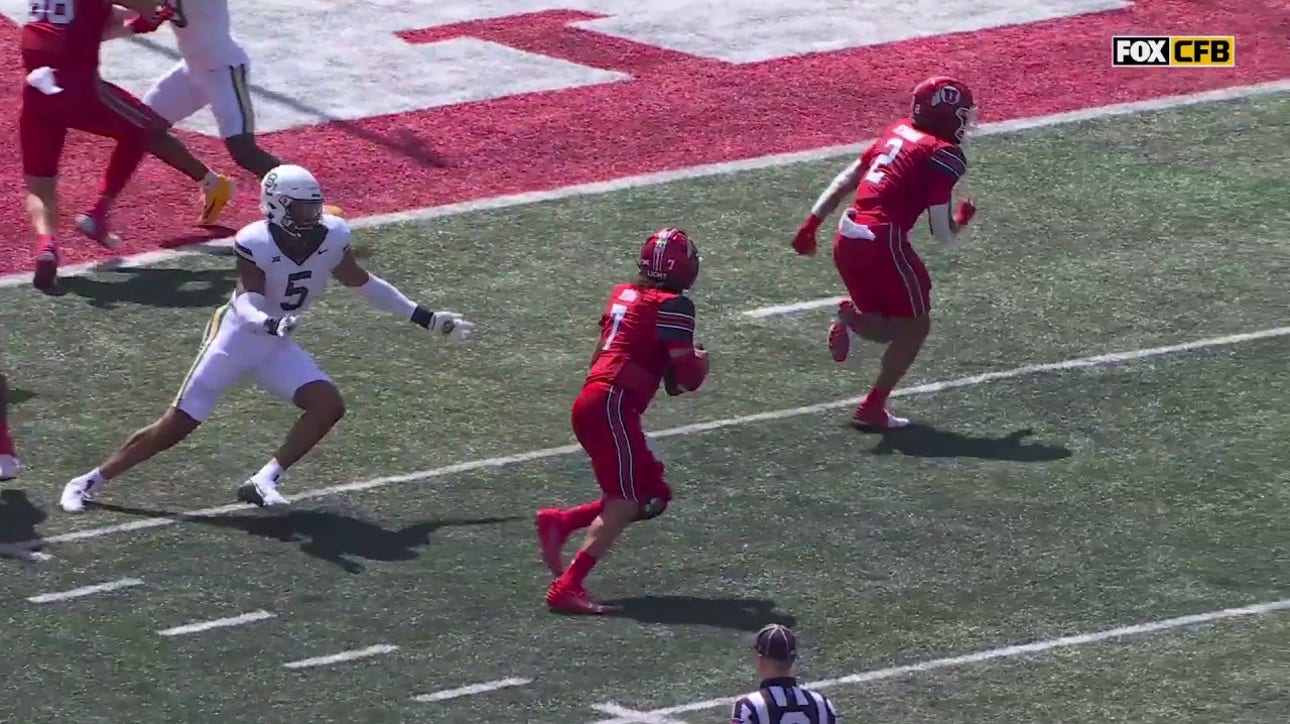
[282,271,311,311]
[601,303,628,350]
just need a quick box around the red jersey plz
[22,0,114,75]
[851,118,968,233]
[586,283,696,410]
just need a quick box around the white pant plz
[143,61,254,138]
[174,305,329,422]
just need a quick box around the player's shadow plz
[0,489,49,562]
[603,595,796,631]
[93,502,519,573]
[865,425,1071,462]
[60,266,236,310]
[7,388,36,406]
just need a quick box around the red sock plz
[99,135,147,200]
[863,386,892,409]
[34,234,58,257]
[0,421,14,456]
[560,500,604,534]
[558,550,598,589]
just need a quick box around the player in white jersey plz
[60,165,476,512]
[143,0,323,225]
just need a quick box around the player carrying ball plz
[536,228,710,615]
[791,76,979,428]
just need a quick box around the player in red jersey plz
[790,76,979,429]
[0,373,19,481]
[536,228,710,615]
[20,0,182,294]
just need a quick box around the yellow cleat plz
[323,204,344,217]
[199,174,237,226]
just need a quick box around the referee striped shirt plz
[731,677,837,724]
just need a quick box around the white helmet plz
[260,164,324,233]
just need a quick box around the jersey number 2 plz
[28,0,74,24]
[601,303,628,350]
[864,138,903,184]
[282,271,311,311]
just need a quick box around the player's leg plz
[207,64,280,179]
[853,226,931,428]
[830,231,897,362]
[61,307,246,512]
[20,88,67,295]
[0,373,20,481]
[240,344,343,506]
[145,61,236,225]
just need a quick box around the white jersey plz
[230,216,352,328]
[167,0,249,70]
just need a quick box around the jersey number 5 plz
[28,0,74,24]
[601,303,628,351]
[864,138,903,185]
[282,271,311,311]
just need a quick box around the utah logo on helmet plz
[639,228,700,292]
[911,76,978,144]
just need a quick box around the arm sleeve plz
[925,145,967,206]
[357,273,417,319]
[656,295,696,344]
[232,291,272,327]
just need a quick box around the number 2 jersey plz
[586,283,697,411]
[230,215,352,329]
[851,118,968,233]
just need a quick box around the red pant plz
[833,221,932,318]
[571,382,671,504]
[19,72,160,177]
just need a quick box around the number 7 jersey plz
[230,216,352,326]
[851,118,968,233]
[586,282,697,410]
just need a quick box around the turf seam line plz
[0,79,1284,290]
[586,598,1290,723]
[282,644,399,669]
[19,325,1289,551]
[412,677,533,703]
[156,609,277,636]
[26,577,144,603]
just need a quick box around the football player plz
[536,229,710,615]
[142,0,338,224]
[60,165,476,512]
[0,373,19,481]
[790,76,978,428]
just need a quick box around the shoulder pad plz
[929,144,968,180]
[232,221,271,264]
[321,215,354,253]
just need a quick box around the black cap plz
[754,624,797,663]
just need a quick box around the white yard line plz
[591,704,691,724]
[0,79,1284,291]
[26,577,143,603]
[156,610,276,637]
[282,644,398,670]
[413,677,533,703]
[745,297,837,318]
[11,325,1287,553]
[588,598,1290,723]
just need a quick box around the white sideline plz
[587,598,1290,723]
[282,644,398,670]
[156,609,276,636]
[11,325,1287,553]
[26,577,143,603]
[0,79,1284,291]
[413,677,533,703]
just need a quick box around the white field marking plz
[588,598,1290,724]
[26,577,143,603]
[0,79,1284,291]
[591,704,690,724]
[156,609,276,637]
[282,644,398,670]
[745,297,838,318]
[12,325,1288,553]
[413,677,533,703]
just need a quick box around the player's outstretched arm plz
[105,1,173,38]
[332,249,475,342]
[230,256,297,336]
[793,159,863,256]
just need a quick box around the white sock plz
[254,459,283,485]
[200,172,220,192]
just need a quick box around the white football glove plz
[428,311,475,342]
[264,314,300,337]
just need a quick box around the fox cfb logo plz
[1112,36,1235,67]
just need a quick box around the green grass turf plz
[0,94,1286,722]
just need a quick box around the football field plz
[1,89,1287,722]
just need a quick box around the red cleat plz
[546,583,618,615]
[828,300,862,362]
[535,508,570,578]
[32,249,63,296]
[852,405,911,430]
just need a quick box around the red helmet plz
[639,228,700,291]
[911,76,977,144]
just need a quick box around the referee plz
[731,624,838,723]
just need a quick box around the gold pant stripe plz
[173,304,228,406]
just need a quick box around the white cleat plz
[851,406,912,430]
[236,478,289,508]
[0,455,20,481]
[60,474,104,513]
